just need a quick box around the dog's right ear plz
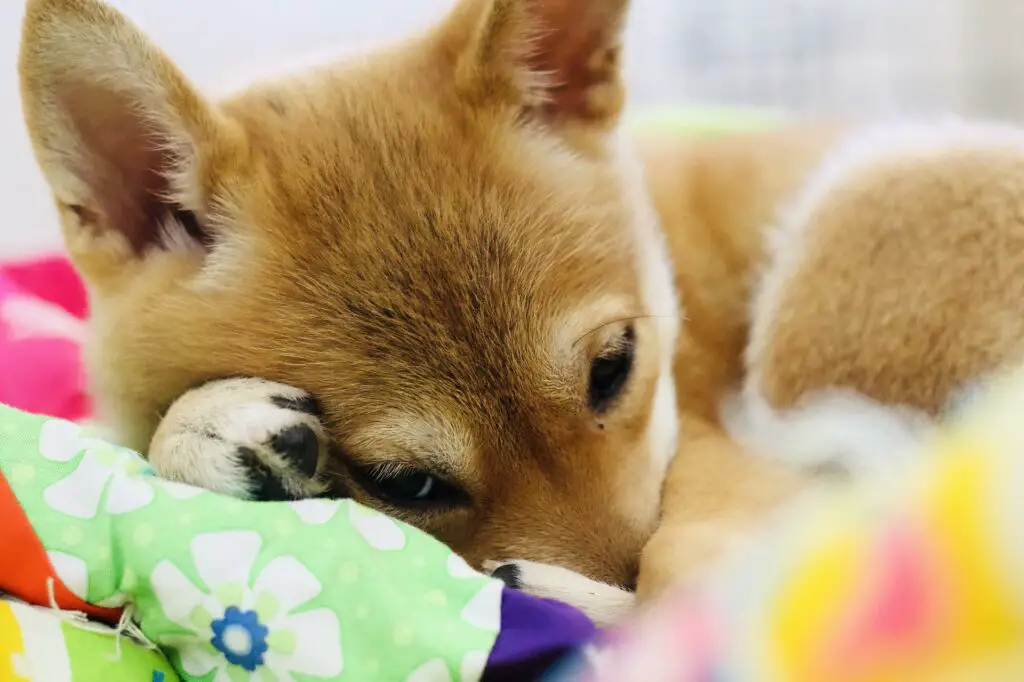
[19,0,240,273]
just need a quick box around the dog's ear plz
[446,0,629,135]
[19,0,240,267]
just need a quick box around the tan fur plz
[627,126,842,598]
[22,0,1024,619]
[754,145,1024,411]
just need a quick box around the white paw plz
[147,377,329,500]
[485,559,635,627]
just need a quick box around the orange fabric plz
[0,472,121,623]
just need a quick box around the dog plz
[19,0,690,627]
[21,0,1024,626]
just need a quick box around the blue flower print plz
[210,606,270,672]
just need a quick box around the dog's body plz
[20,0,1024,625]
[635,119,1024,605]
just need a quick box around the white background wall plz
[3,0,1023,260]
[0,0,682,259]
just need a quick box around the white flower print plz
[403,654,488,682]
[446,553,480,579]
[289,498,341,525]
[459,580,502,632]
[348,503,406,550]
[37,419,203,519]
[39,420,156,519]
[460,651,488,682]
[47,550,128,607]
[406,659,451,682]
[151,530,343,682]
[46,551,89,599]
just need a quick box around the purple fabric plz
[482,587,598,681]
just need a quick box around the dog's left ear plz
[19,0,243,284]
[444,0,629,135]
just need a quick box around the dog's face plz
[19,0,679,586]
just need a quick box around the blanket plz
[0,255,90,422]
[7,373,1024,682]
[0,403,598,681]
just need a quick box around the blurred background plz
[2,0,1024,257]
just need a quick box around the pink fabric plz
[0,254,91,421]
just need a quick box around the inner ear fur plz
[445,0,630,131]
[19,0,240,261]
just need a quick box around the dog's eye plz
[588,325,635,413]
[359,464,468,509]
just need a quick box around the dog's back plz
[639,118,1024,601]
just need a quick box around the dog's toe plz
[239,446,292,501]
[489,562,523,589]
[149,377,330,500]
[486,559,635,627]
[269,424,322,478]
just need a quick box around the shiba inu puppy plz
[23,0,1024,626]
[19,0,686,620]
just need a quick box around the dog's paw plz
[147,377,330,501]
[485,560,635,627]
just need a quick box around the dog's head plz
[19,0,679,586]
